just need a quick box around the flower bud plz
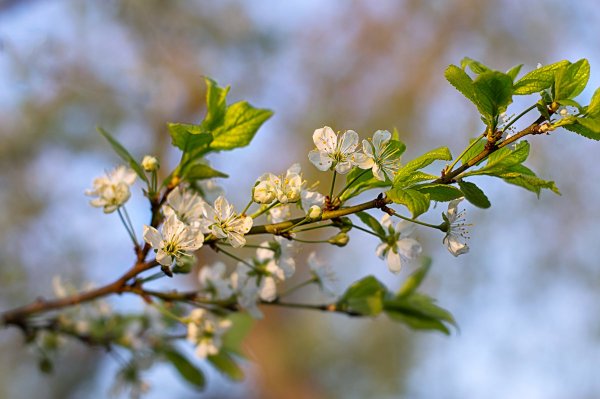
[142,155,159,171]
[307,205,322,220]
[253,180,276,204]
[328,232,349,247]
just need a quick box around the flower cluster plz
[186,309,232,358]
[253,163,304,204]
[376,214,423,273]
[308,126,401,181]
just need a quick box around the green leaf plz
[210,101,273,150]
[338,276,388,316]
[168,123,213,153]
[460,137,486,166]
[501,170,560,196]
[386,187,431,218]
[207,352,244,381]
[97,127,148,183]
[356,211,386,237]
[554,59,590,101]
[506,64,523,81]
[384,293,456,335]
[393,171,438,190]
[222,313,254,356]
[473,71,514,124]
[460,57,490,74]
[563,120,600,140]
[412,183,463,202]
[184,163,229,181]
[394,147,452,187]
[339,168,390,202]
[513,60,569,95]
[164,348,205,389]
[445,65,477,104]
[586,87,600,117]
[397,258,431,298]
[201,77,230,131]
[458,180,491,208]
[464,141,530,177]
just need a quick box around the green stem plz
[501,104,537,133]
[387,209,443,230]
[350,224,387,240]
[291,238,331,244]
[250,201,279,219]
[329,170,338,198]
[291,222,335,233]
[117,207,138,247]
[215,245,257,271]
[241,199,254,215]
[335,169,370,200]
[150,302,187,324]
[279,278,317,297]
[446,135,484,173]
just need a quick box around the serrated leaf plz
[458,180,491,208]
[445,65,477,104]
[207,352,244,381]
[210,101,273,150]
[97,127,148,183]
[384,293,456,335]
[164,349,205,389]
[412,183,463,202]
[460,57,490,74]
[563,121,600,140]
[506,64,523,81]
[339,276,387,316]
[394,147,452,187]
[201,77,230,131]
[513,60,569,95]
[473,71,514,124]
[168,123,213,153]
[586,87,600,117]
[386,187,430,218]
[393,171,438,190]
[554,59,590,101]
[577,117,600,133]
[184,163,228,181]
[356,211,386,237]
[464,141,530,177]
[460,137,486,166]
[397,258,431,298]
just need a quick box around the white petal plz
[156,250,173,266]
[396,238,422,259]
[362,139,374,158]
[372,130,391,150]
[313,126,337,153]
[386,251,403,273]
[339,130,359,154]
[375,242,388,259]
[335,161,353,174]
[395,220,416,237]
[352,152,374,169]
[443,234,469,257]
[228,232,246,248]
[308,150,333,171]
[372,164,385,181]
[287,163,302,176]
[260,277,277,302]
[143,225,163,248]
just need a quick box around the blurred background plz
[1,1,600,398]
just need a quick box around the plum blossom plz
[186,309,232,358]
[202,196,253,248]
[308,126,368,174]
[85,165,136,213]
[141,155,159,171]
[359,130,402,181]
[256,237,296,279]
[376,214,422,273]
[308,252,337,296]
[253,164,304,204]
[198,262,233,300]
[162,186,207,230]
[442,198,470,257]
[143,214,204,268]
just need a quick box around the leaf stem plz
[335,169,370,200]
[117,207,138,247]
[329,170,338,199]
[387,209,443,230]
[350,224,387,240]
[250,201,279,219]
[214,245,257,271]
[446,135,484,173]
[501,104,537,133]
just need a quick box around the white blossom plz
[359,130,402,181]
[256,237,296,279]
[253,174,278,204]
[162,186,207,230]
[202,196,253,248]
[442,198,470,257]
[308,252,336,296]
[301,187,325,211]
[269,204,292,223]
[376,214,422,273]
[253,164,304,204]
[186,309,232,358]
[143,214,204,267]
[85,165,137,213]
[308,126,368,174]
[198,262,233,300]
